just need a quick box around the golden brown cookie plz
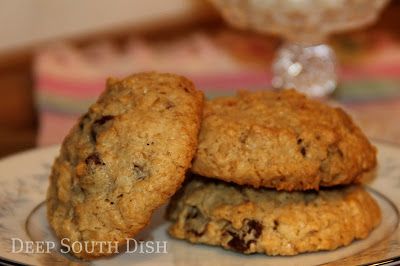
[47,72,203,259]
[167,177,381,255]
[191,89,377,190]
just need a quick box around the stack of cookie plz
[167,90,381,255]
[47,72,380,259]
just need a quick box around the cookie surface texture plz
[47,72,204,259]
[167,178,381,255]
[192,89,377,190]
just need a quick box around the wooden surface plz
[0,51,36,157]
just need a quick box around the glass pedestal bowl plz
[210,0,389,97]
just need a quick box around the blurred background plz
[0,0,399,157]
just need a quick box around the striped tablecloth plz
[34,29,400,146]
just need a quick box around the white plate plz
[0,141,400,266]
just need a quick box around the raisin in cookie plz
[191,89,377,191]
[47,72,203,259]
[167,177,381,255]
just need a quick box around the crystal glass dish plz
[210,0,390,97]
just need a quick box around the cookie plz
[47,72,203,259]
[191,89,377,190]
[167,177,381,255]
